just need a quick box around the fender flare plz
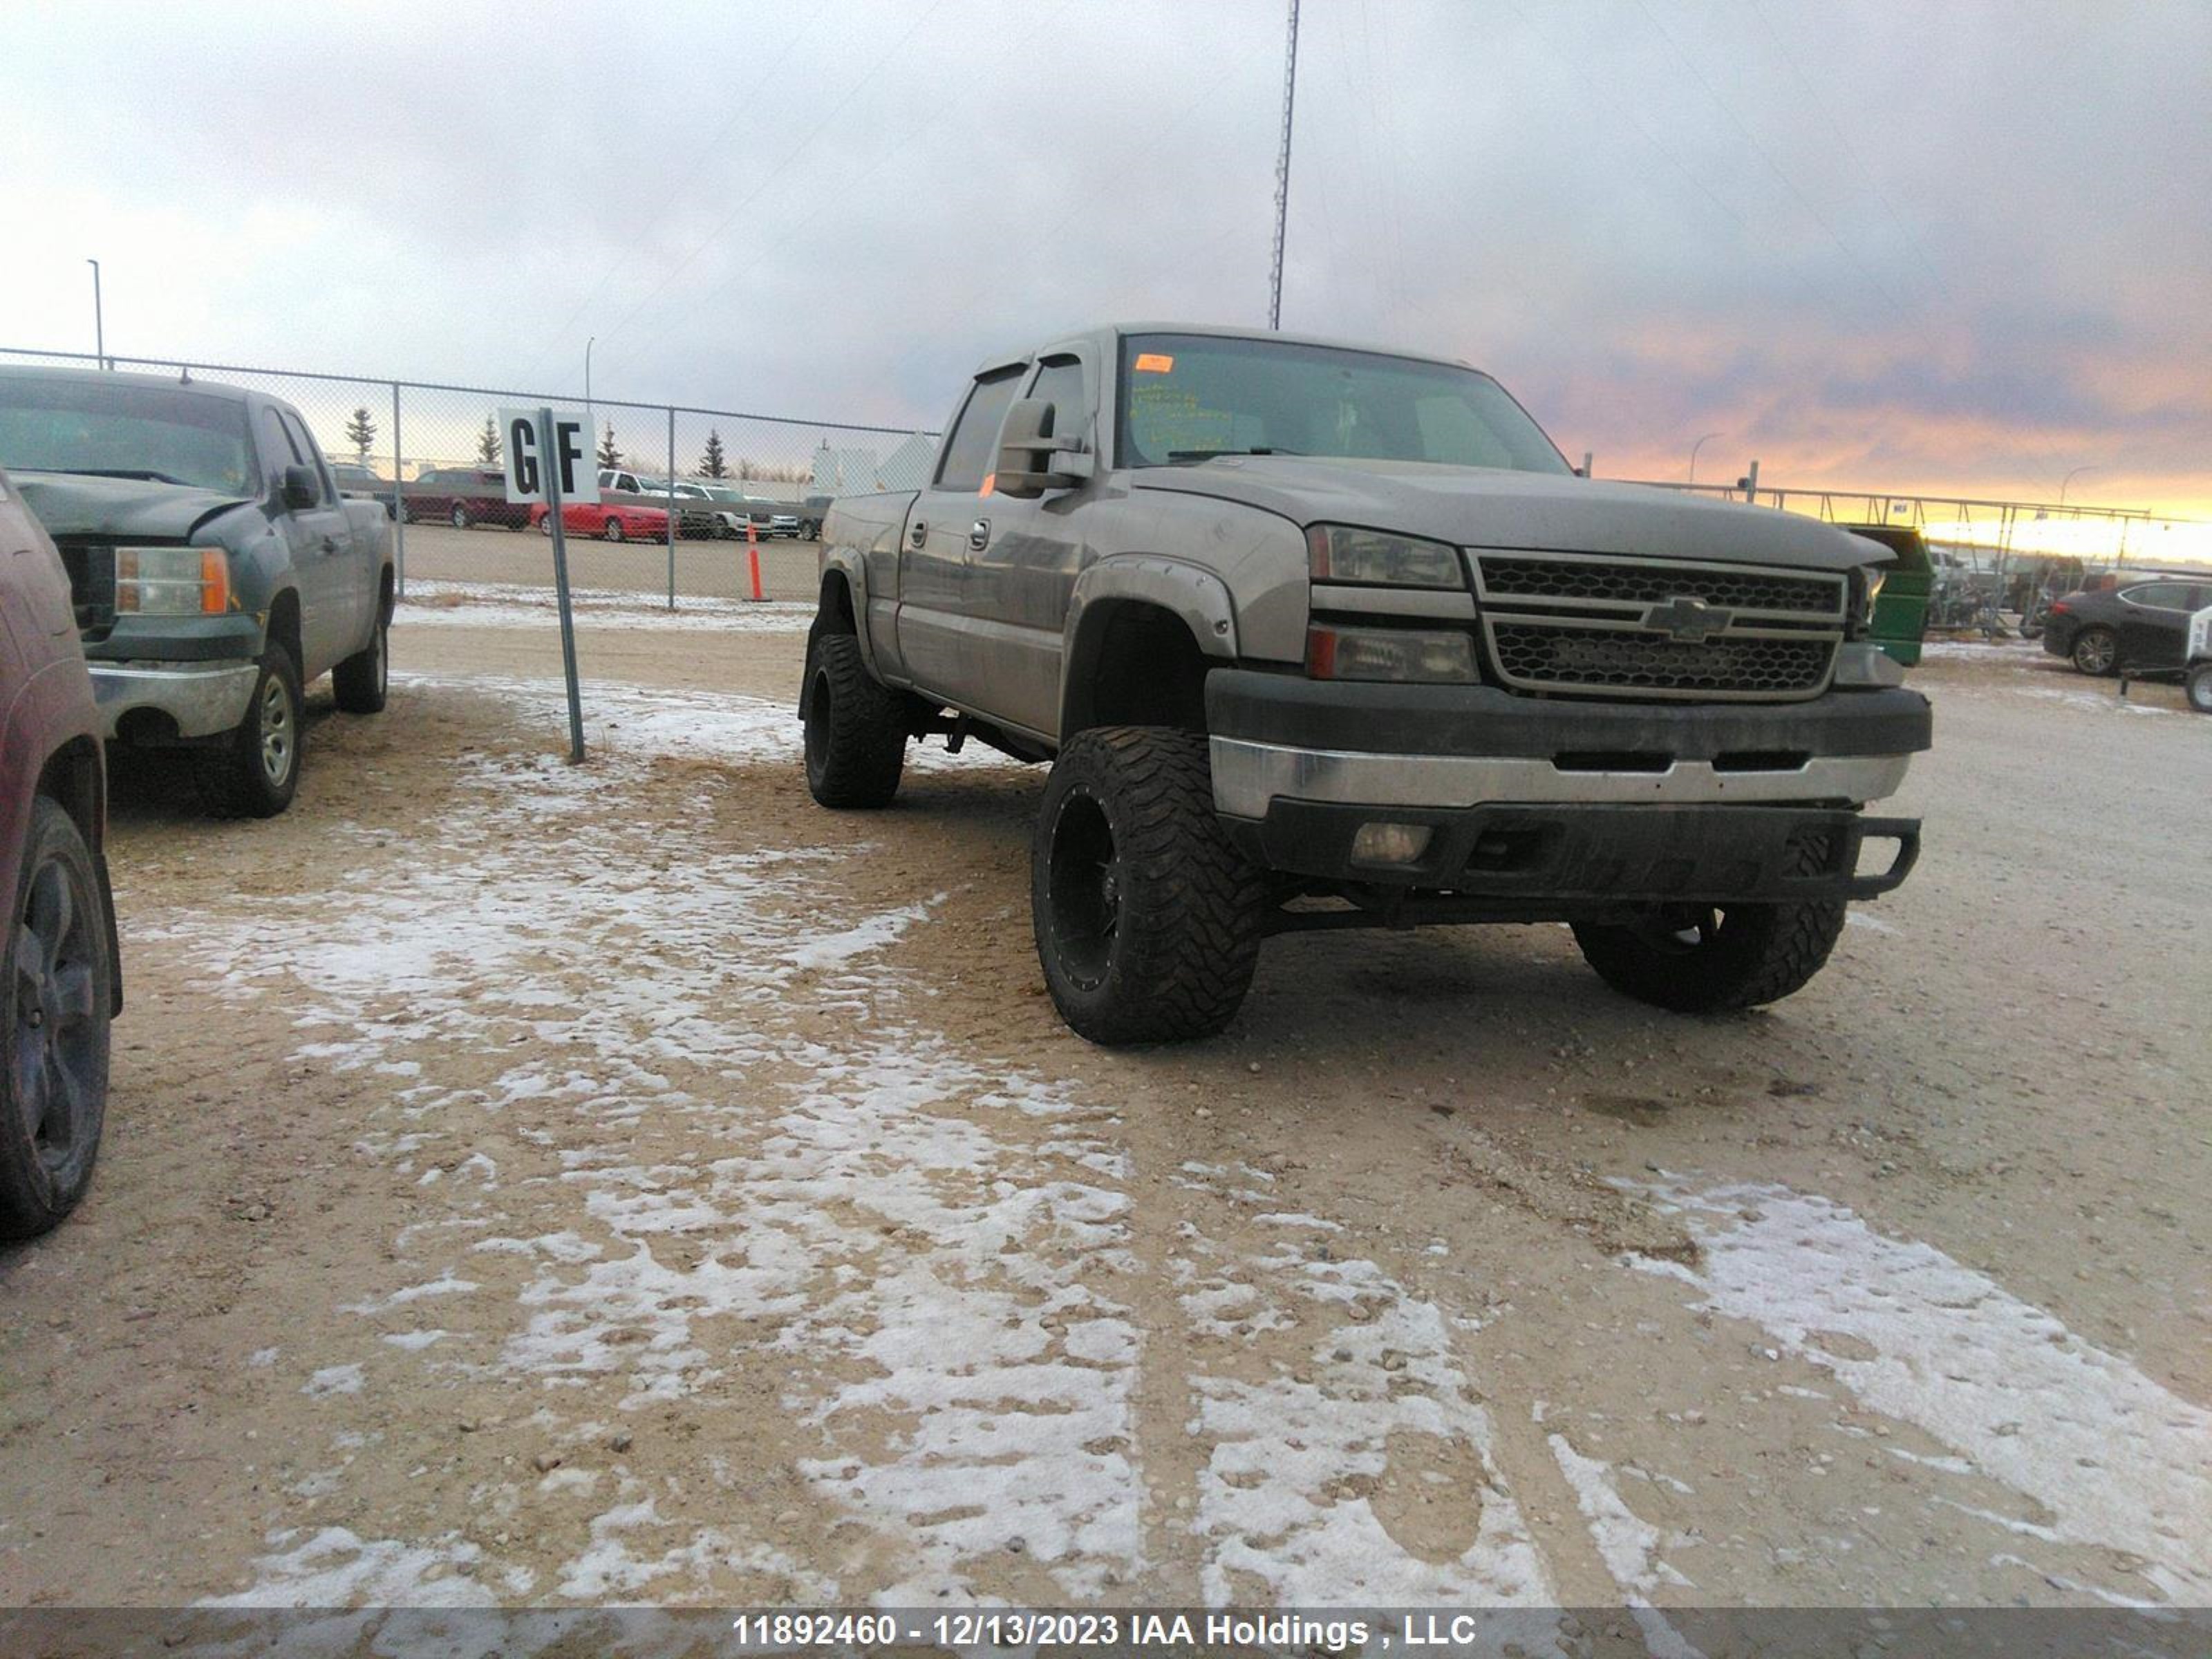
[814,549,880,679]
[1058,556,1238,733]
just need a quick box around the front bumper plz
[1205,671,1930,899]
[93,660,259,741]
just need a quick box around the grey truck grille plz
[1471,550,1848,702]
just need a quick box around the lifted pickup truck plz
[804,325,1931,1044]
[0,367,393,817]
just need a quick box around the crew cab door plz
[960,353,1097,737]
[259,406,359,679]
[896,363,1027,713]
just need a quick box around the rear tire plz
[0,798,113,1239]
[333,611,388,714]
[2187,663,2212,714]
[802,632,906,808]
[2071,626,2117,676]
[449,504,471,530]
[195,644,303,818]
[1031,727,1266,1046]
[1571,834,1848,1015]
[603,517,626,543]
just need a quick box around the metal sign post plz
[500,405,592,762]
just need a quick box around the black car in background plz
[2042,574,2212,675]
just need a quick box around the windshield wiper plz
[1165,447,1302,462]
[44,467,198,487]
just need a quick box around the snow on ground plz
[1634,1182,2212,1605]
[397,579,811,632]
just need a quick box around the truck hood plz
[1130,457,1874,572]
[14,471,258,541]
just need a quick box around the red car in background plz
[528,500,671,542]
[0,463,121,1238]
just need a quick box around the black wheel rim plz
[11,851,103,1174]
[1046,791,1120,990]
[1634,906,1723,955]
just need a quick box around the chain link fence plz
[0,345,937,608]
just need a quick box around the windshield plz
[0,376,257,496]
[1116,332,1571,476]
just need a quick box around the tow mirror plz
[281,465,319,509]
[994,398,1091,498]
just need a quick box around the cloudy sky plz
[4,0,2206,515]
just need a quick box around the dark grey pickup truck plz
[0,367,394,817]
[804,324,1931,1044]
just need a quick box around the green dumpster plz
[1841,525,1933,667]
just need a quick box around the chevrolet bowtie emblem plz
[1642,595,1734,644]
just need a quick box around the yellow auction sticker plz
[1133,353,1175,373]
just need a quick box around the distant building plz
[812,443,879,493]
[877,433,935,491]
[812,433,937,494]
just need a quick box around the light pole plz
[2059,465,2099,507]
[1688,431,1722,487]
[86,259,104,368]
[584,336,594,406]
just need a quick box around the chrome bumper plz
[93,660,259,740]
[1210,738,1913,821]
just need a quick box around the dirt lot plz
[1,586,2206,1631]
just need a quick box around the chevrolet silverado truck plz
[0,366,393,818]
[803,325,1931,1045]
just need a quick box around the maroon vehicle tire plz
[1,798,113,1240]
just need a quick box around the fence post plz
[391,382,405,599]
[665,405,677,612]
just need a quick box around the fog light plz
[1351,821,1433,866]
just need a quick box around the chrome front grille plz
[1472,550,1847,702]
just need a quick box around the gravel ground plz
[0,587,2204,1635]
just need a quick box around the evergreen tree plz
[476,415,501,465]
[597,422,621,468]
[700,429,729,479]
[344,406,377,462]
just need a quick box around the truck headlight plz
[1307,525,1464,588]
[1307,624,1476,683]
[115,546,230,617]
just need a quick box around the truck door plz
[961,353,1096,738]
[897,363,1026,713]
[261,407,357,679]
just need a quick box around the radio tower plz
[1267,0,1301,330]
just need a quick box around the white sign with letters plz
[499,407,593,505]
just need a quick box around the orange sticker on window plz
[1133,353,1175,373]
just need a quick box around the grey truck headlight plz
[1306,525,1464,588]
[115,546,230,616]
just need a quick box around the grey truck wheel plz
[1,798,113,1239]
[1031,727,1266,1046]
[332,612,388,714]
[802,632,906,808]
[196,644,302,818]
[2070,626,2117,676]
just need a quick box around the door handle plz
[968,518,991,552]
[908,520,927,548]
